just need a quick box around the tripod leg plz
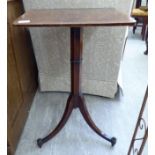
[37,95,74,148]
[79,96,117,147]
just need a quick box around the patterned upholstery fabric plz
[23,0,134,98]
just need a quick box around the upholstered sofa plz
[23,0,134,98]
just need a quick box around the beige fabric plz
[23,0,134,98]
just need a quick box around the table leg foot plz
[36,95,74,148]
[111,137,117,147]
[79,96,117,146]
[37,139,43,148]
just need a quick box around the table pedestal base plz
[37,27,116,148]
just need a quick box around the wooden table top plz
[13,8,135,27]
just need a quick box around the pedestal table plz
[14,8,135,148]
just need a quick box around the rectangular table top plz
[13,8,135,27]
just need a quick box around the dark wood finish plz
[13,8,135,27]
[13,8,134,148]
[135,0,148,8]
[132,14,148,40]
[7,1,38,154]
[144,26,148,55]
[135,0,142,8]
[37,28,116,148]
[132,0,148,40]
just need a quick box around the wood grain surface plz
[7,1,38,154]
[13,8,135,27]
